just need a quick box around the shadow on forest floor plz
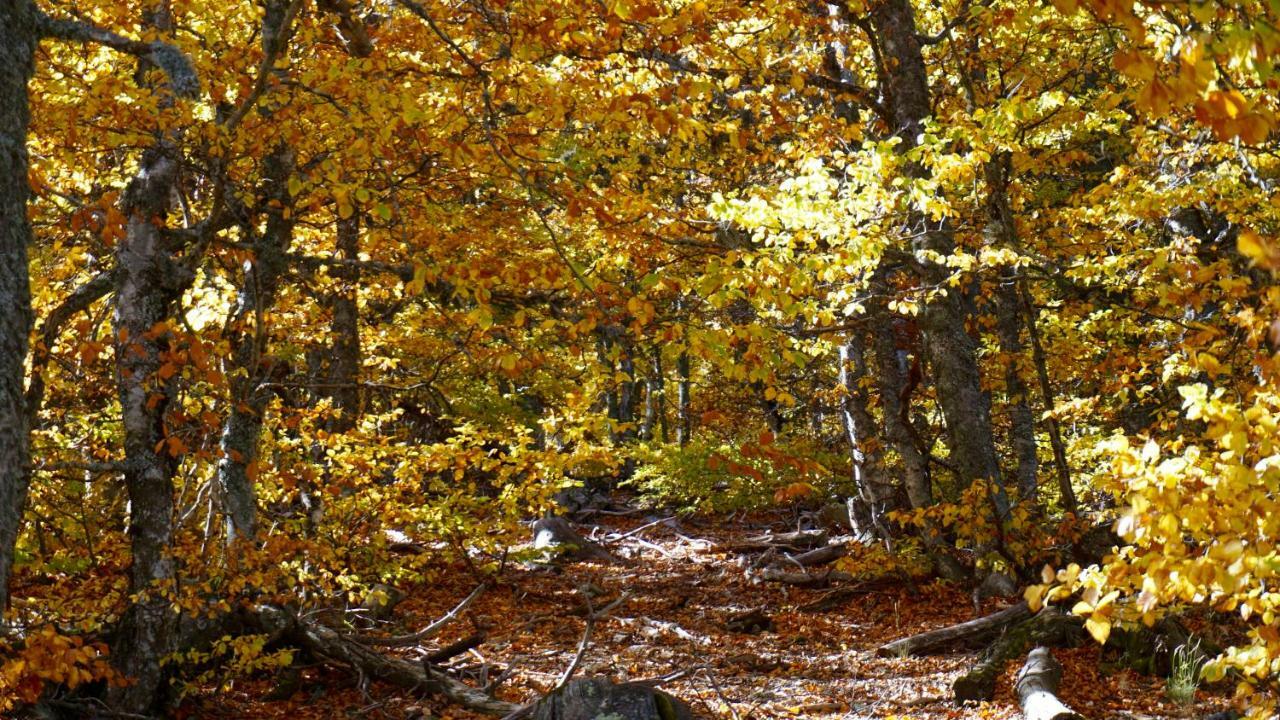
[187,509,1234,720]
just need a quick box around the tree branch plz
[36,12,199,98]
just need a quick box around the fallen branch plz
[786,542,847,567]
[759,567,853,587]
[355,583,486,647]
[877,601,1032,657]
[424,631,486,665]
[556,589,632,689]
[1016,647,1083,720]
[729,529,828,553]
[287,612,517,716]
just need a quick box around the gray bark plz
[676,350,691,446]
[984,155,1038,501]
[217,143,295,544]
[865,0,1008,518]
[871,315,931,510]
[0,0,38,612]
[216,1,298,544]
[838,333,895,540]
[530,677,695,720]
[109,142,193,715]
[325,212,362,431]
[1016,647,1084,720]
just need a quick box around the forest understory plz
[176,505,1237,720]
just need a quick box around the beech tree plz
[1,0,1279,716]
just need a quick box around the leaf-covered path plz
[188,511,1233,720]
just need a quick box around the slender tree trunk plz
[872,314,932,509]
[1023,284,1077,512]
[0,0,38,612]
[647,348,666,443]
[866,0,1008,517]
[984,155,1038,501]
[216,143,295,544]
[839,333,894,541]
[618,344,636,440]
[109,142,191,715]
[325,212,362,432]
[676,349,691,447]
[216,2,296,544]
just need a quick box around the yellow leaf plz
[1084,616,1111,645]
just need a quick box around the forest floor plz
[186,509,1236,720]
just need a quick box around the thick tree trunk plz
[0,0,38,612]
[109,142,192,715]
[867,0,1008,518]
[216,2,297,543]
[984,155,1038,501]
[839,333,895,540]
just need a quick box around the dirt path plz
[196,512,1233,719]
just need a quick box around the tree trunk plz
[676,349,691,447]
[108,142,192,715]
[1023,283,1077,512]
[216,144,295,544]
[866,0,1008,518]
[216,2,297,544]
[984,155,1038,501]
[325,211,362,431]
[871,314,931,509]
[953,607,1084,701]
[839,333,895,541]
[876,601,1032,657]
[0,0,38,612]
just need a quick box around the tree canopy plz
[2,0,1280,716]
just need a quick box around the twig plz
[697,667,741,720]
[556,589,632,690]
[354,583,486,647]
[608,515,675,541]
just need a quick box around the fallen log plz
[758,567,854,587]
[1016,647,1083,720]
[786,542,847,567]
[728,529,828,552]
[877,601,1032,657]
[953,607,1084,701]
[424,631,487,665]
